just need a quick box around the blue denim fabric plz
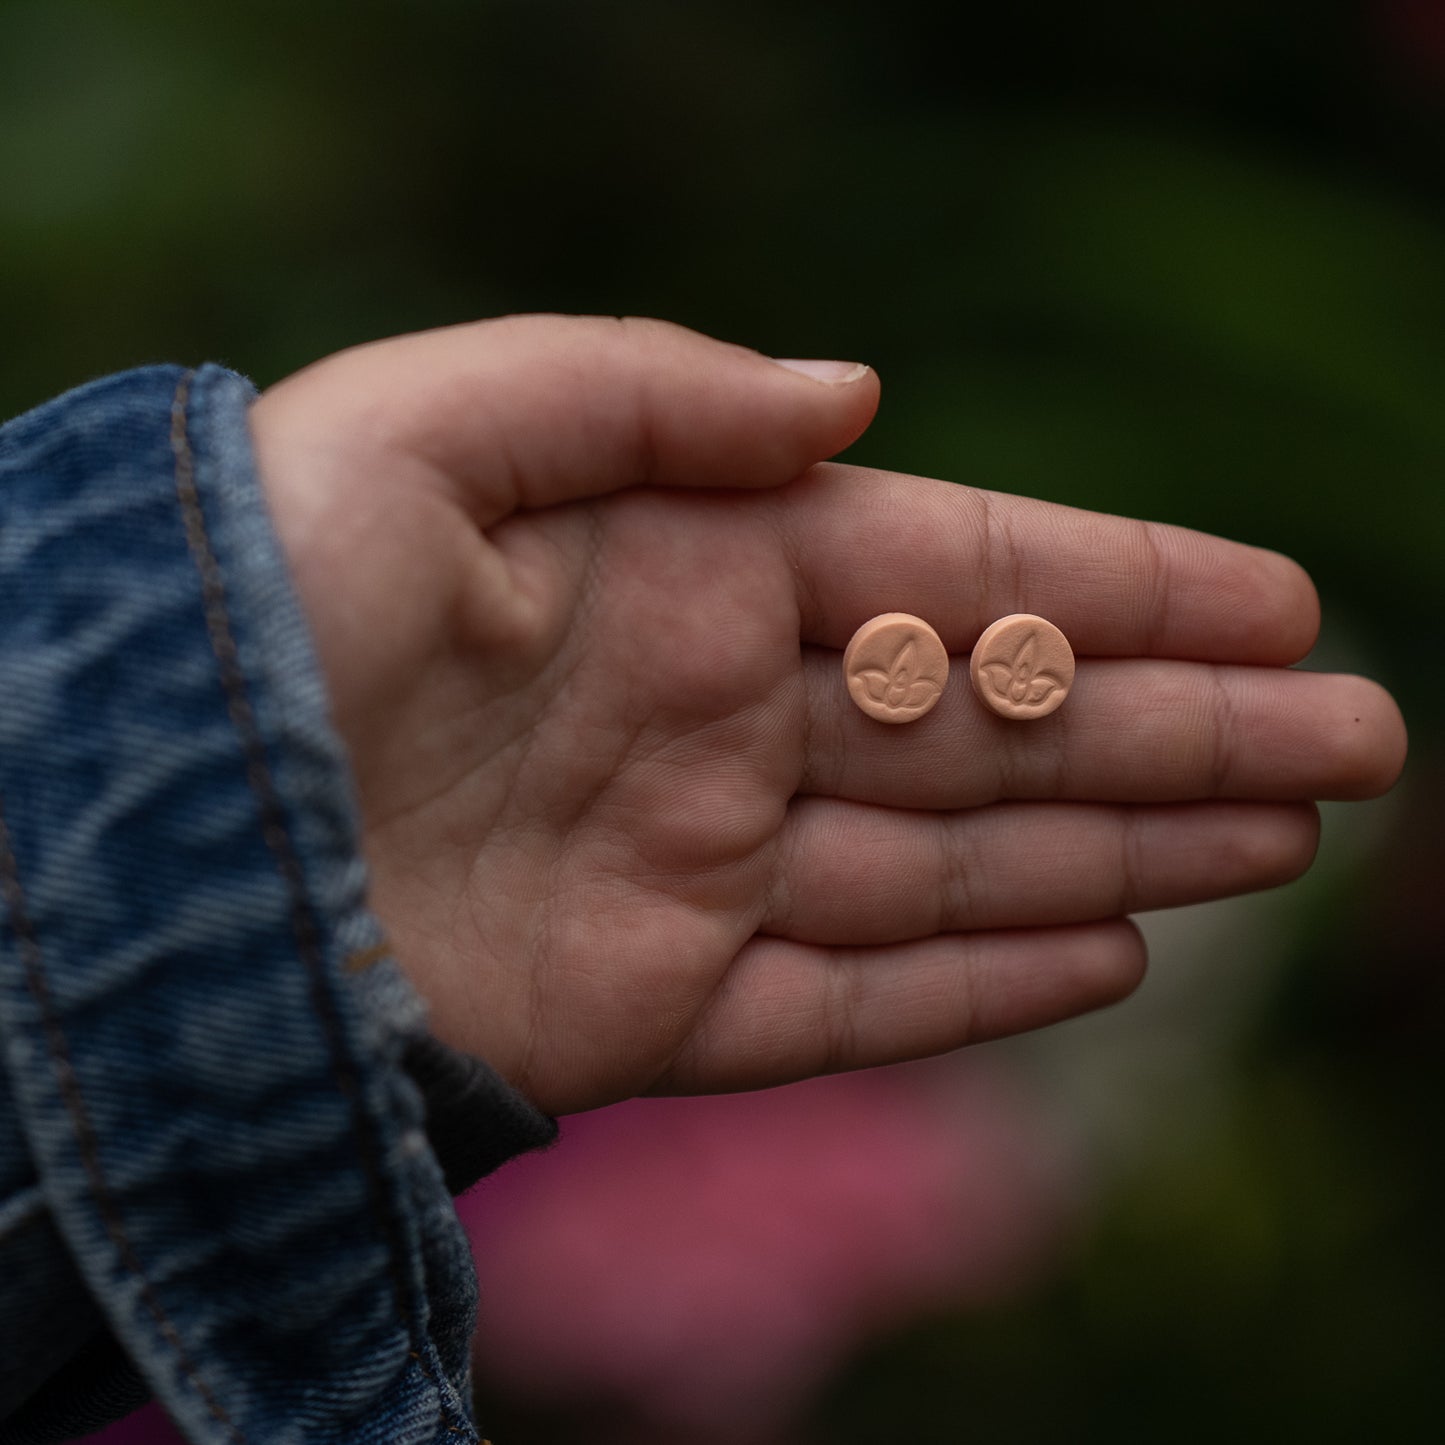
[0,367,554,1443]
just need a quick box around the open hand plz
[249,316,1406,1115]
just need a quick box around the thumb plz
[286,314,879,524]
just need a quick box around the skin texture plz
[248,315,1408,1115]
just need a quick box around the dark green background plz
[4,2,1440,1439]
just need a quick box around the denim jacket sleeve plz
[0,365,556,1444]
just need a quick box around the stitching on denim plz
[0,804,246,1444]
[170,376,478,1435]
[343,940,392,974]
[404,1346,471,1439]
[168,375,412,1315]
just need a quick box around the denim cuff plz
[0,366,554,1444]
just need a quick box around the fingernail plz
[771,357,870,383]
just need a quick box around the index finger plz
[773,465,1320,663]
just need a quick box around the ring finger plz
[763,797,1320,945]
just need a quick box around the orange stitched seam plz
[343,940,393,975]
[170,375,473,1438]
[0,803,246,1444]
[407,1351,474,1438]
[169,374,413,1319]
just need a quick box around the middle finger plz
[798,651,1402,806]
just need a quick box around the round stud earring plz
[843,613,949,724]
[969,614,1074,720]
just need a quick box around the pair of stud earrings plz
[843,612,1074,724]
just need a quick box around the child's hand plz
[249,316,1406,1114]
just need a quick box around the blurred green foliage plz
[4,0,1440,1438]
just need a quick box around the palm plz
[250,317,1405,1117]
[358,487,809,1113]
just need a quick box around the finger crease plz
[822,949,861,1076]
[1209,669,1239,796]
[1141,520,1173,657]
[762,815,797,935]
[938,817,975,933]
[977,489,1018,614]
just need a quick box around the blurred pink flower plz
[462,1062,1076,1442]
[76,1401,182,1444]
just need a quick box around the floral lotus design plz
[857,639,945,713]
[979,630,1065,708]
